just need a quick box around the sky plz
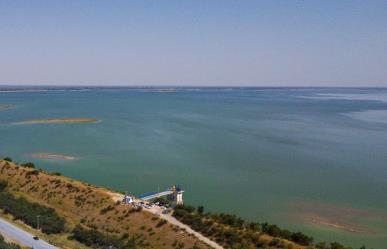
[0,0,386,87]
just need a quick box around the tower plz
[170,184,184,206]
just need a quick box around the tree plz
[0,234,20,249]
[21,162,35,168]
[0,192,66,234]
[316,242,328,249]
[330,242,345,249]
[197,205,204,215]
[0,180,7,191]
[290,231,313,246]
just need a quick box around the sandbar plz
[290,201,381,235]
[16,118,100,124]
[30,153,77,161]
[0,104,14,110]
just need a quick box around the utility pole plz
[36,215,40,230]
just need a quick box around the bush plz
[70,225,136,249]
[197,205,204,214]
[216,213,244,227]
[269,238,281,246]
[0,192,65,234]
[26,170,39,177]
[173,204,319,249]
[0,181,7,192]
[290,231,313,246]
[156,219,167,227]
[330,242,346,249]
[2,157,12,162]
[100,205,115,214]
[21,162,35,168]
[0,234,20,249]
[175,204,195,213]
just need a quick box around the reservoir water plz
[1,87,387,248]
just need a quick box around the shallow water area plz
[1,87,387,248]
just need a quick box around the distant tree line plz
[173,205,368,249]
[0,181,66,234]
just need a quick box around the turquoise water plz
[1,87,387,248]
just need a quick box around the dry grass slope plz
[0,160,209,249]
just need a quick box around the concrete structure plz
[169,185,184,205]
[123,194,134,204]
[139,185,184,205]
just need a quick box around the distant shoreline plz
[0,85,386,92]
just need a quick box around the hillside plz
[0,159,209,249]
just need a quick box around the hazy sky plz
[0,0,386,86]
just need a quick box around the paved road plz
[0,218,59,249]
[148,207,223,249]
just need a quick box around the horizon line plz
[0,84,386,89]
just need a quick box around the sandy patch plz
[0,104,14,110]
[345,110,387,125]
[30,153,77,161]
[303,213,371,234]
[290,201,383,234]
[15,118,100,124]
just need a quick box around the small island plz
[0,104,14,110]
[30,153,77,161]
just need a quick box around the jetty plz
[138,185,184,205]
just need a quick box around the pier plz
[138,185,184,205]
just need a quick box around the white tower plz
[170,185,184,206]
[175,190,184,205]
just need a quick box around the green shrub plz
[0,234,20,249]
[173,204,321,248]
[21,162,35,168]
[70,225,136,249]
[0,192,65,234]
[290,231,313,246]
[0,180,7,192]
[156,219,167,227]
[269,238,281,246]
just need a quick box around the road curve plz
[0,217,59,249]
[151,208,223,249]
